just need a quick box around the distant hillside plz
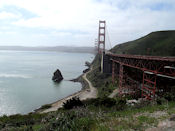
[111,31,175,56]
[0,46,95,54]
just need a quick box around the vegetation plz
[1,97,175,131]
[0,113,46,131]
[87,54,116,98]
[63,97,83,109]
[40,104,52,110]
[111,30,175,56]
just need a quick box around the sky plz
[0,0,175,48]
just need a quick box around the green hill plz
[111,30,175,56]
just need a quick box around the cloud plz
[12,0,104,30]
[0,0,175,47]
[0,11,20,20]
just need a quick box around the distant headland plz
[0,46,96,54]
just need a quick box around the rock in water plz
[85,61,91,67]
[52,69,63,82]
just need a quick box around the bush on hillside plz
[40,104,52,110]
[163,92,175,101]
[63,97,83,109]
[0,113,45,130]
[83,97,116,108]
[115,97,127,110]
[94,97,116,107]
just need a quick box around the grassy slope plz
[1,99,175,131]
[111,30,175,56]
[87,54,115,98]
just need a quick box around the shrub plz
[83,97,127,109]
[163,92,175,101]
[115,98,126,110]
[63,97,83,109]
[93,97,116,107]
[156,97,167,105]
[43,111,94,131]
[0,113,45,130]
[40,104,52,110]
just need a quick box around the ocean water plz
[0,50,94,116]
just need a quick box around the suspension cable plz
[106,25,112,49]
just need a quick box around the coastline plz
[35,66,97,113]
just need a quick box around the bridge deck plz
[105,52,175,100]
[106,52,175,62]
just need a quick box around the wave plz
[0,73,31,78]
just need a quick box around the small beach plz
[38,67,97,113]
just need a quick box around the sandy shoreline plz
[36,67,97,113]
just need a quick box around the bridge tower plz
[97,21,106,73]
[98,21,106,53]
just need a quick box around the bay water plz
[0,50,94,116]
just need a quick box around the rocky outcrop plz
[85,61,91,67]
[83,68,90,73]
[52,69,63,83]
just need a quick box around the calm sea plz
[0,50,94,116]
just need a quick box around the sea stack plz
[85,61,91,67]
[52,69,63,83]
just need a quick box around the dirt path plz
[108,89,118,98]
[41,67,97,113]
[79,70,97,100]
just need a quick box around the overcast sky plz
[0,0,175,48]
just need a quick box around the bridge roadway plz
[103,51,175,100]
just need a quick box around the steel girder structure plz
[142,72,157,100]
[110,53,175,99]
[112,61,140,96]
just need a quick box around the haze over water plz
[0,50,94,116]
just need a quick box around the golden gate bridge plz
[96,20,175,100]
